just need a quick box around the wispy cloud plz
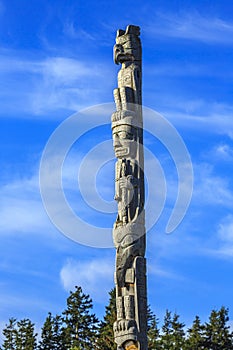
[203,143,233,162]
[193,163,233,208]
[147,262,182,280]
[218,215,233,243]
[146,11,233,44]
[42,57,99,83]
[163,102,233,139]
[204,215,233,258]
[213,215,233,257]
[1,150,115,246]
[31,56,105,115]
[60,257,114,301]
[215,144,233,161]
[63,143,114,197]
[0,52,113,118]
[0,292,53,314]
[146,158,233,261]
[0,173,56,236]
[63,21,96,41]
[0,169,80,240]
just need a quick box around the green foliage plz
[159,310,185,349]
[2,318,17,350]
[147,306,161,350]
[62,285,99,350]
[1,287,233,350]
[171,312,185,349]
[1,318,37,350]
[38,313,65,350]
[96,288,117,350]
[185,316,203,349]
[15,319,37,350]
[203,306,233,350]
[184,315,205,350]
[160,310,173,348]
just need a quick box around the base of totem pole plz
[124,340,139,350]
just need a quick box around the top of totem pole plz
[112,25,142,129]
[114,25,141,65]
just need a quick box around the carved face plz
[114,36,141,65]
[113,124,137,159]
[114,43,133,64]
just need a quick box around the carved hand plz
[119,175,137,190]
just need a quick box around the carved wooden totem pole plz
[112,25,148,350]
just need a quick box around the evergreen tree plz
[54,314,66,350]
[2,318,17,350]
[159,310,185,349]
[203,306,233,350]
[147,307,161,350]
[38,312,54,350]
[171,312,185,350]
[96,288,116,350]
[160,310,173,349]
[15,319,37,350]
[39,313,65,350]
[62,286,99,350]
[185,315,205,350]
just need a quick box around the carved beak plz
[114,45,134,64]
[114,44,123,64]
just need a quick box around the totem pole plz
[112,25,147,350]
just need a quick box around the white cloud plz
[0,293,52,314]
[193,163,233,208]
[63,22,96,41]
[42,57,100,84]
[147,262,182,280]
[0,168,108,246]
[0,54,98,80]
[146,159,233,261]
[204,215,233,258]
[60,258,114,301]
[218,215,233,243]
[63,142,115,214]
[0,137,114,247]
[202,143,233,163]
[0,52,114,117]
[0,54,41,75]
[215,144,233,161]
[30,56,112,115]
[146,11,233,44]
[163,103,233,139]
[0,174,55,236]
[0,198,46,234]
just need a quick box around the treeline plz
[1,286,233,349]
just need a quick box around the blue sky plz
[1,0,233,338]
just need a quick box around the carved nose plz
[113,135,120,147]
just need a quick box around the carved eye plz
[117,131,134,140]
[126,132,134,140]
[115,44,123,52]
[120,131,127,139]
[125,74,131,82]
